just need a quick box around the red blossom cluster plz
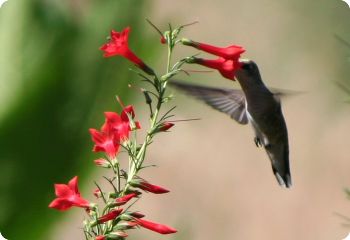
[89,105,140,159]
[49,175,175,239]
[48,176,90,211]
[182,38,245,80]
[49,23,227,240]
[95,210,177,238]
[49,27,177,239]
[100,27,155,76]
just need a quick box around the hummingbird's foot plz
[254,137,262,148]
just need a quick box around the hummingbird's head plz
[239,59,259,75]
[234,59,262,84]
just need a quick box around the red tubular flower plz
[188,57,242,80]
[103,105,141,141]
[136,219,177,235]
[131,179,170,194]
[100,27,154,75]
[89,128,120,158]
[98,209,123,223]
[90,104,140,158]
[182,38,245,60]
[159,122,174,132]
[115,193,137,205]
[49,176,90,211]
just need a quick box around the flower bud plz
[142,89,152,105]
[181,38,195,46]
[136,218,177,234]
[93,189,102,198]
[115,193,138,206]
[114,221,139,230]
[130,179,170,194]
[107,231,128,239]
[119,213,133,221]
[159,122,174,132]
[160,36,167,44]
[184,56,199,64]
[98,209,123,224]
[119,211,145,222]
[94,158,111,168]
[151,122,175,135]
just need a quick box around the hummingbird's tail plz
[273,168,292,188]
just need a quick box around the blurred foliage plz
[0,0,157,239]
[335,34,350,102]
[332,0,350,103]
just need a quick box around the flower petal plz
[54,184,72,198]
[121,105,135,121]
[100,27,154,75]
[89,128,106,145]
[48,198,73,211]
[68,176,79,195]
[70,195,90,208]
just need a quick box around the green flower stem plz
[167,38,173,74]
[123,39,174,194]
[98,24,185,237]
[115,161,121,193]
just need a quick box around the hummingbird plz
[170,59,292,188]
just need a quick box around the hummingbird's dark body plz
[170,60,292,188]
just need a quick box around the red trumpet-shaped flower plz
[90,104,140,158]
[102,105,141,141]
[98,209,123,223]
[187,56,242,80]
[89,128,120,159]
[159,122,174,132]
[136,218,177,235]
[182,38,245,60]
[130,179,170,194]
[100,27,154,75]
[115,193,138,206]
[49,176,90,211]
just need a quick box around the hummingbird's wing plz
[169,80,248,124]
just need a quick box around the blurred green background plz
[0,0,157,239]
[0,0,350,240]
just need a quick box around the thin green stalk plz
[123,38,174,194]
[115,161,121,193]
